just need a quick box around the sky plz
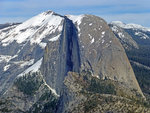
[0,0,150,27]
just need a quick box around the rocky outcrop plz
[0,72,59,113]
[62,72,150,113]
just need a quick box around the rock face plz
[77,15,142,94]
[0,11,147,112]
[40,17,80,94]
[110,21,150,98]
[41,14,143,97]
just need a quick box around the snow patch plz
[67,15,84,25]
[89,23,93,26]
[67,15,84,32]
[78,33,81,37]
[49,34,60,41]
[91,38,95,44]
[18,58,43,77]
[102,39,105,44]
[20,59,34,67]
[118,32,125,38]
[101,31,105,38]
[111,21,150,32]
[88,34,92,39]
[101,31,105,35]
[0,55,12,62]
[111,26,118,32]
[39,42,47,48]
[3,64,10,71]
[135,32,149,39]
[43,79,59,97]
[0,11,63,46]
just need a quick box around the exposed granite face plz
[78,15,143,96]
[40,17,81,94]
[41,14,143,97]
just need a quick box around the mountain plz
[0,11,149,112]
[109,21,150,99]
[109,22,139,50]
[0,23,21,30]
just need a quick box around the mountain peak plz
[0,10,64,46]
[111,21,150,32]
[42,10,54,15]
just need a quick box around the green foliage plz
[84,97,98,113]
[42,98,58,113]
[123,32,150,103]
[0,107,11,112]
[87,78,116,95]
[14,72,44,95]
[131,63,150,95]
[0,99,12,113]
[126,45,150,67]
[28,90,58,113]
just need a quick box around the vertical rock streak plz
[56,17,81,94]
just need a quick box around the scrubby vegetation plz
[28,89,58,113]
[14,72,44,95]
[65,71,150,113]
[125,44,150,102]
[126,46,150,68]
[131,62,150,95]
[87,78,116,95]
[0,99,13,113]
[79,71,140,98]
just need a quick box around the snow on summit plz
[0,11,63,46]
[66,15,84,32]
[111,21,150,32]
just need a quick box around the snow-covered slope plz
[110,21,150,42]
[111,21,150,32]
[66,15,84,32]
[18,58,43,77]
[0,11,63,47]
[109,23,139,49]
[0,11,64,95]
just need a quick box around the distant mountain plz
[0,11,149,113]
[0,23,21,29]
[110,21,150,98]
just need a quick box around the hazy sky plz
[0,0,150,27]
